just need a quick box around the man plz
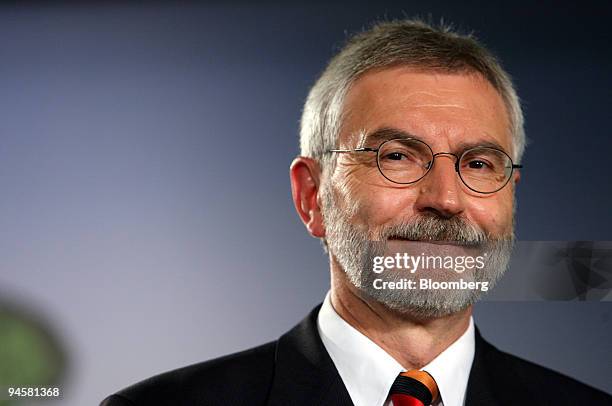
[101,19,612,406]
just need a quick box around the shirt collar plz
[317,291,475,406]
[422,314,475,406]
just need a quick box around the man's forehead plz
[339,66,513,153]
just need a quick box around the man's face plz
[332,67,515,238]
[322,67,517,317]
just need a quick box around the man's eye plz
[384,152,407,160]
[468,160,488,169]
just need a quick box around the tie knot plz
[389,370,439,406]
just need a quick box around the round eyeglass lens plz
[458,147,513,193]
[376,139,433,184]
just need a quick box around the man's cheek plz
[471,201,512,235]
[365,193,412,223]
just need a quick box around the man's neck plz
[329,269,472,370]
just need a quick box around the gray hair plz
[300,19,525,176]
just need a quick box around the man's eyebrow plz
[360,127,424,147]
[361,127,509,154]
[454,139,508,153]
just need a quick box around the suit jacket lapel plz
[465,328,501,406]
[266,304,353,406]
[466,328,533,406]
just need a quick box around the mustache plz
[374,213,488,246]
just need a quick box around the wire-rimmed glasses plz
[327,138,522,194]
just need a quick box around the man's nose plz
[413,154,466,219]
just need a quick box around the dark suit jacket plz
[101,304,612,406]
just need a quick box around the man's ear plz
[290,157,326,238]
[513,169,521,186]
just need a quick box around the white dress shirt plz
[317,291,475,406]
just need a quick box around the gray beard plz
[321,185,514,319]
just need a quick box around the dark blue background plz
[0,2,610,404]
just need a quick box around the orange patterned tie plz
[389,370,439,406]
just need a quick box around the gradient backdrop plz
[0,2,610,405]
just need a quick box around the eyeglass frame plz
[326,138,523,194]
